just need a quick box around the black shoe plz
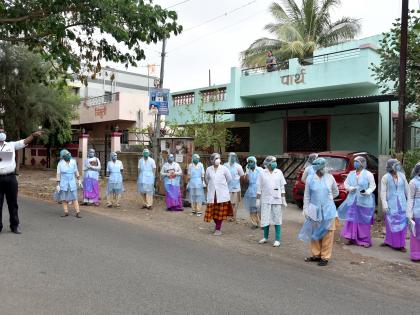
[318,259,329,266]
[11,227,22,234]
[305,256,321,262]
[75,213,82,218]
[61,213,69,217]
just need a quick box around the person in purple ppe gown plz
[338,156,376,247]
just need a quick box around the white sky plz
[116,0,420,92]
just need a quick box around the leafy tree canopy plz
[0,43,78,146]
[242,0,360,67]
[0,0,182,81]
[371,11,420,116]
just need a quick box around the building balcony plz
[72,92,149,125]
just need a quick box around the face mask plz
[64,155,71,161]
[0,132,6,142]
[143,152,149,158]
[395,165,401,172]
[168,157,174,163]
[354,162,361,170]
[112,156,117,161]
[229,157,235,164]
[214,158,221,166]
[270,162,277,170]
[193,158,199,164]
[248,161,255,169]
[88,152,95,158]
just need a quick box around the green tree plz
[0,0,182,80]
[0,44,78,147]
[241,0,361,67]
[371,11,420,116]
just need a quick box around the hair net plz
[192,153,200,160]
[354,156,367,169]
[411,162,420,179]
[167,153,174,161]
[247,156,257,164]
[312,158,326,171]
[60,149,70,158]
[110,152,118,159]
[210,153,221,163]
[262,156,276,167]
[307,153,318,165]
[386,159,400,172]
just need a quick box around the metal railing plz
[241,48,361,76]
[84,92,119,107]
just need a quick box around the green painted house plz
[168,35,417,157]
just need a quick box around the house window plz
[121,130,129,145]
[226,127,250,152]
[286,118,329,152]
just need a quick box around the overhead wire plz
[183,0,258,32]
[167,8,267,54]
[167,0,193,9]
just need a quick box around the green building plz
[168,35,418,157]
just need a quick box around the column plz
[110,132,122,153]
[78,133,89,176]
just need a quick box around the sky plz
[116,0,420,92]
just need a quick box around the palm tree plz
[241,0,361,68]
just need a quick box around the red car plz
[292,151,379,208]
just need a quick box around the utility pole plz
[152,37,167,161]
[396,0,409,152]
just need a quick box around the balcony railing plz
[200,87,227,103]
[241,48,361,76]
[172,92,195,106]
[83,92,119,107]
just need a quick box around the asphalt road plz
[0,198,419,315]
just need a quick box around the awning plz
[206,94,397,114]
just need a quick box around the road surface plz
[0,198,418,315]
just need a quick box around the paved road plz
[0,198,418,315]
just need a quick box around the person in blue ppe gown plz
[243,156,263,229]
[187,154,205,216]
[106,152,124,208]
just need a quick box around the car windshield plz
[322,157,348,172]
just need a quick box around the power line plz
[167,9,266,54]
[183,0,258,32]
[167,0,192,9]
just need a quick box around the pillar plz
[78,133,89,176]
[110,132,122,154]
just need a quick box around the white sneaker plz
[258,238,268,244]
[273,241,281,247]
[213,230,222,236]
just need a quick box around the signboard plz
[149,87,170,115]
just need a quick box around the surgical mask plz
[143,152,149,158]
[0,132,6,142]
[229,157,235,164]
[168,157,174,163]
[64,155,71,161]
[88,152,95,158]
[354,162,361,170]
[193,158,199,164]
[270,162,277,170]
[395,165,401,172]
[248,161,255,169]
[214,158,221,166]
[112,156,117,161]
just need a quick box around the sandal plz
[305,256,321,262]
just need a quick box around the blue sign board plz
[149,88,170,115]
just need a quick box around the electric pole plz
[152,37,167,161]
[396,0,409,152]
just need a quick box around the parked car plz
[292,151,379,208]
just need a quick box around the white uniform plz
[205,165,232,204]
[257,168,287,227]
[0,140,26,174]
